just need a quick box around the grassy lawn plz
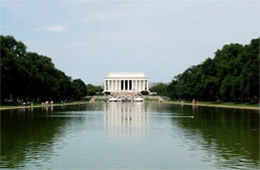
[144,98,159,102]
[168,100,259,108]
[197,101,259,107]
[0,101,89,110]
[94,98,108,102]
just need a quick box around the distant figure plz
[46,101,48,105]
[51,101,53,105]
[192,99,198,105]
[181,100,184,105]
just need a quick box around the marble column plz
[111,80,114,91]
[113,80,115,91]
[104,80,106,91]
[114,80,116,91]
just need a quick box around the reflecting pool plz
[1,103,259,169]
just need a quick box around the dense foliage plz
[141,90,149,95]
[86,84,103,96]
[149,83,168,96]
[153,38,259,102]
[1,35,87,103]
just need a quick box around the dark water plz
[0,103,259,169]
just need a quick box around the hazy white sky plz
[1,0,259,84]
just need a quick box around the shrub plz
[141,90,149,95]
[104,92,111,95]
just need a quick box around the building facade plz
[104,72,149,93]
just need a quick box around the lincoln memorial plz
[104,72,149,94]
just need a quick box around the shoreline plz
[0,101,89,111]
[164,101,260,110]
[0,101,259,111]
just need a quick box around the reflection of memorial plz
[104,103,148,138]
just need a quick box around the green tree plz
[150,83,168,96]
[166,38,259,102]
[71,79,88,100]
[0,35,88,103]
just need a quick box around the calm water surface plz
[1,103,259,169]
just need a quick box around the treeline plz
[151,38,259,102]
[86,84,103,96]
[1,35,87,103]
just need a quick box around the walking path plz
[1,100,259,111]
[0,101,89,111]
[165,101,260,110]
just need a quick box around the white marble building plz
[104,72,149,93]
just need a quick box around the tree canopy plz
[86,84,103,96]
[1,35,88,103]
[150,83,168,96]
[153,38,259,102]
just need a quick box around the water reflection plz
[138,103,259,169]
[175,106,260,169]
[0,105,87,168]
[104,103,148,138]
[1,103,259,169]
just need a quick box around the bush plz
[141,90,149,95]
[104,92,111,95]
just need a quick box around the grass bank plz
[165,101,260,110]
[0,101,89,111]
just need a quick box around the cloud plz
[3,0,258,84]
[45,26,65,32]
[33,25,65,32]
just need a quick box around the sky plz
[1,0,259,85]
